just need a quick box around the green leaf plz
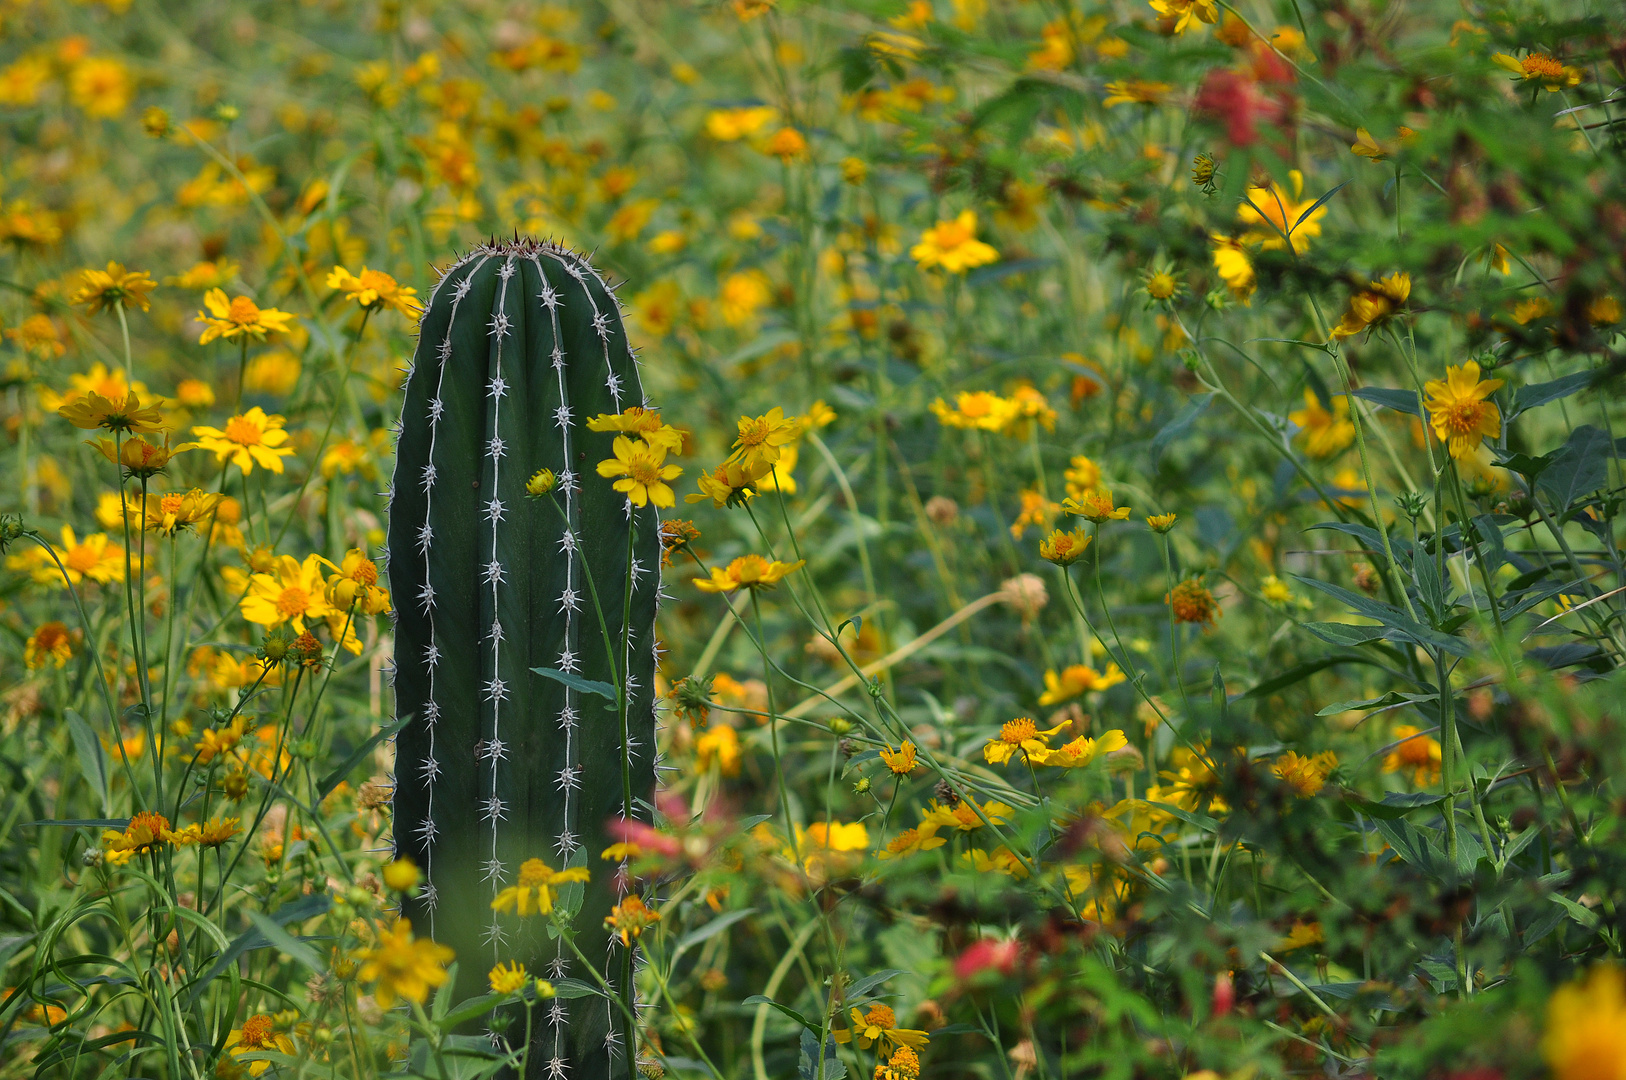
[1537,425,1615,511]
[744,994,818,1032]
[847,968,908,1000]
[1509,370,1594,420]
[1144,801,1222,833]
[1292,179,1351,233]
[1344,791,1445,819]
[799,1029,847,1080]
[437,993,505,1031]
[318,715,408,800]
[1550,894,1600,929]
[65,709,111,817]
[186,894,331,1007]
[676,908,757,954]
[245,911,324,973]
[530,667,618,700]
[550,977,607,999]
[1238,655,1367,700]
[1315,691,1434,716]
[1302,621,1387,648]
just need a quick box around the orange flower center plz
[276,585,310,616]
[1436,400,1489,437]
[238,1015,275,1049]
[736,418,769,447]
[1001,718,1038,744]
[1397,738,1434,766]
[864,1003,897,1028]
[1522,53,1564,78]
[349,561,379,585]
[517,858,550,887]
[160,494,184,516]
[627,457,664,486]
[66,545,100,572]
[934,222,972,249]
[223,416,265,446]
[227,296,263,325]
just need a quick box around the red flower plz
[1211,971,1235,1018]
[1194,69,1283,146]
[953,938,1021,980]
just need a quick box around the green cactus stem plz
[386,238,660,1078]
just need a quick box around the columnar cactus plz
[386,238,659,1076]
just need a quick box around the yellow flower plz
[911,210,999,273]
[930,391,1019,433]
[1103,80,1173,107]
[1210,233,1256,302]
[1588,296,1622,327]
[325,549,388,612]
[1512,296,1553,325]
[983,716,1069,766]
[489,960,529,996]
[326,265,420,317]
[805,400,837,430]
[1064,488,1131,523]
[24,622,74,669]
[357,919,454,1009]
[596,435,683,508]
[763,127,807,161]
[1383,725,1442,786]
[693,554,805,593]
[1238,171,1325,250]
[1167,579,1221,625]
[1043,729,1129,768]
[605,894,661,945]
[68,57,132,118]
[1288,390,1355,458]
[1277,920,1324,952]
[587,406,684,453]
[877,824,947,861]
[833,1003,930,1054]
[193,717,249,764]
[91,435,193,479]
[6,526,125,587]
[1543,964,1626,1080]
[1039,527,1092,566]
[224,1014,296,1077]
[1272,751,1337,797]
[1038,664,1126,706]
[1423,360,1503,460]
[1148,0,1217,35]
[191,408,297,474]
[1063,455,1102,500]
[196,288,295,345]
[879,741,918,776]
[1261,575,1295,604]
[166,259,240,290]
[58,391,165,434]
[876,1046,922,1080]
[922,796,1013,832]
[195,817,242,848]
[240,554,334,632]
[686,458,768,508]
[383,858,421,893]
[705,106,778,141]
[1146,512,1178,534]
[840,157,868,184]
[101,810,171,866]
[7,312,65,357]
[695,723,742,776]
[756,441,800,495]
[491,858,592,917]
[1493,51,1582,91]
[1010,488,1061,540]
[526,468,558,497]
[719,269,773,326]
[728,407,800,474]
[961,846,1029,878]
[1330,272,1411,339]
[244,350,302,396]
[70,262,156,315]
[142,489,224,537]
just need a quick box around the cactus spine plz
[387,238,659,1077]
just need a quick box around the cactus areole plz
[387,238,659,1076]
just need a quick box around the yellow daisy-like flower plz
[910,210,999,274]
[693,554,805,593]
[1037,663,1126,706]
[1422,360,1504,460]
[833,1003,930,1054]
[1064,488,1131,523]
[605,894,661,945]
[1493,51,1582,91]
[356,919,455,1009]
[1272,750,1337,797]
[240,553,334,633]
[587,406,684,453]
[695,723,742,776]
[1148,0,1217,35]
[596,435,683,508]
[224,1014,296,1077]
[1543,964,1626,1080]
[704,105,778,141]
[879,741,918,776]
[1210,233,1256,302]
[930,390,1019,433]
[58,391,165,434]
[24,621,74,669]
[191,407,297,475]
[876,824,947,861]
[141,489,224,537]
[763,126,808,161]
[1287,390,1356,459]
[983,716,1069,766]
[196,288,295,345]
[686,458,768,509]
[1383,725,1442,786]
[6,525,125,587]
[1146,512,1178,534]
[1238,171,1325,251]
[101,810,171,866]
[921,796,1014,832]
[91,435,192,479]
[1039,527,1092,566]
[1042,729,1129,768]
[1103,79,1172,107]
[490,858,592,917]
[728,407,800,474]
[1330,272,1411,340]
[962,846,1030,878]
[489,961,529,995]
[166,259,239,290]
[70,261,156,315]
[325,265,421,317]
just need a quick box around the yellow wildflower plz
[70,262,156,315]
[1167,579,1221,625]
[693,554,805,593]
[490,858,592,917]
[1273,751,1337,797]
[326,265,420,317]
[356,919,454,1009]
[1148,0,1218,35]
[984,716,1069,766]
[1288,390,1355,458]
[1043,729,1129,768]
[1422,360,1503,460]
[1493,51,1582,91]
[1039,527,1092,566]
[224,1014,296,1077]
[879,741,918,776]
[877,824,947,860]
[240,554,334,632]
[489,961,529,996]
[1543,964,1626,1080]
[911,210,999,273]
[1330,272,1411,339]
[58,391,165,434]
[1103,80,1173,107]
[1237,171,1326,250]
[191,408,297,474]
[695,723,742,776]
[930,391,1019,433]
[1383,725,1442,786]
[196,289,295,345]
[596,435,683,508]
[1038,664,1126,706]
[833,1003,930,1054]
[24,622,75,669]
[605,894,661,945]
[1064,488,1131,523]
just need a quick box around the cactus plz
[386,238,659,1076]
